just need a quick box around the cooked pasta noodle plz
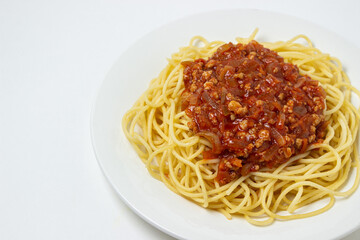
[122,30,360,225]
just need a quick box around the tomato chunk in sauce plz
[181,40,327,185]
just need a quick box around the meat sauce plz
[181,40,327,185]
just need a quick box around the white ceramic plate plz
[91,9,360,240]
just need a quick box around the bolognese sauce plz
[181,40,327,185]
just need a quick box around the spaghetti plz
[122,31,360,225]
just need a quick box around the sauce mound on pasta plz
[181,40,327,185]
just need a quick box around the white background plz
[1,0,360,239]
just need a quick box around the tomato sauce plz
[181,40,327,185]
